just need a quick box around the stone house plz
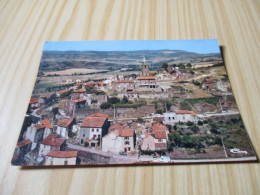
[45,151,78,165]
[141,133,155,151]
[136,76,157,90]
[38,134,66,157]
[112,80,134,92]
[102,129,135,154]
[71,88,86,100]
[79,113,109,147]
[163,110,198,125]
[25,123,46,150]
[56,118,74,138]
[14,139,32,156]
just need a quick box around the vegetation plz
[100,102,111,109]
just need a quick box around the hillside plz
[40,50,222,72]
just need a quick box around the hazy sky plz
[43,39,220,54]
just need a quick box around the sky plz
[43,39,220,54]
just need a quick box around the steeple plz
[141,57,149,76]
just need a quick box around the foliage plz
[190,125,200,133]
[108,97,120,104]
[186,121,194,126]
[114,101,145,108]
[51,107,59,120]
[120,96,129,104]
[60,89,72,98]
[100,102,111,109]
[198,120,203,126]
[180,101,191,110]
[192,79,201,86]
[137,117,144,123]
[166,124,172,131]
[161,63,169,70]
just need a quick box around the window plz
[97,129,99,132]
[50,160,53,165]
[83,134,85,137]
[158,139,162,142]
[92,129,94,132]
[168,117,171,120]
[64,160,68,165]
[124,137,129,140]
[93,134,96,138]
[125,141,130,145]
[172,117,175,120]
[81,139,83,144]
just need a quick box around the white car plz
[230,148,248,154]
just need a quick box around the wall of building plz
[45,156,76,165]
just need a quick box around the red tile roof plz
[73,89,86,93]
[119,129,134,137]
[155,143,167,149]
[88,113,109,119]
[114,80,134,83]
[17,139,32,148]
[56,89,71,95]
[149,71,156,75]
[83,81,95,86]
[205,79,213,82]
[144,132,151,138]
[42,134,65,147]
[109,124,123,131]
[175,110,196,116]
[81,117,107,128]
[58,118,73,128]
[154,131,167,139]
[74,83,83,86]
[33,124,45,130]
[30,98,38,103]
[40,119,53,129]
[47,151,78,158]
[72,99,86,103]
[137,76,156,80]
[97,81,107,85]
[152,123,168,132]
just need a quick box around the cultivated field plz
[44,68,107,76]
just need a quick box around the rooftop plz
[58,118,73,127]
[114,80,134,83]
[40,119,53,129]
[152,123,168,132]
[30,98,38,103]
[175,110,196,116]
[81,117,107,128]
[119,129,134,137]
[137,76,156,80]
[42,134,65,147]
[73,89,86,93]
[17,139,32,148]
[154,131,167,139]
[47,151,78,158]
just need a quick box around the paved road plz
[172,156,257,163]
[197,110,240,118]
[66,143,139,160]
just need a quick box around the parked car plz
[230,148,248,154]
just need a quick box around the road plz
[197,110,240,118]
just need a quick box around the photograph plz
[12,39,257,166]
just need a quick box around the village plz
[12,57,255,166]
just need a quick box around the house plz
[141,133,155,151]
[201,79,217,92]
[56,89,71,97]
[45,151,78,165]
[15,139,32,155]
[72,99,86,108]
[38,134,66,157]
[56,118,74,138]
[97,95,107,106]
[152,123,168,150]
[102,128,135,154]
[136,77,157,90]
[71,88,86,100]
[25,123,46,149]
[163,110,198,125]
[29,98,39,109]
[112,80,134,92]
[83,81,96,89]
[79,113,109,147]
[40,119,53,139]
[97,81,107,89]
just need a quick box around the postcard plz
[12,39,257,166]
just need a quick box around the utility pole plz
[221,130,228,158]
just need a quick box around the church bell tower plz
[141,57,149,76]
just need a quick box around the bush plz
[100,102,111,109]
[115,101,145,108]
[137,118,144,123]
[191,125,200,133]
[186,121,194,126]
[198,120,203,126]
[108,97,120,104]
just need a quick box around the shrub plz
[100,102,111,109]
[198,120,203,126]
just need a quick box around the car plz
[160,156,171,163]
[230,148,248,154]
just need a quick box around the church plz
[136,57,157,90]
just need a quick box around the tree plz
[108,97,120,104]
[166,124,172,131]
[137,118,144,123]
[161,63,169,70]
[191,125,199,133]
[198,120,203,126]
[100,102,111,109]
[121,96,129,104]
[51,107,59,120]
[187,63,192,68]
[168,132,182,148]
[186,121,194,126]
